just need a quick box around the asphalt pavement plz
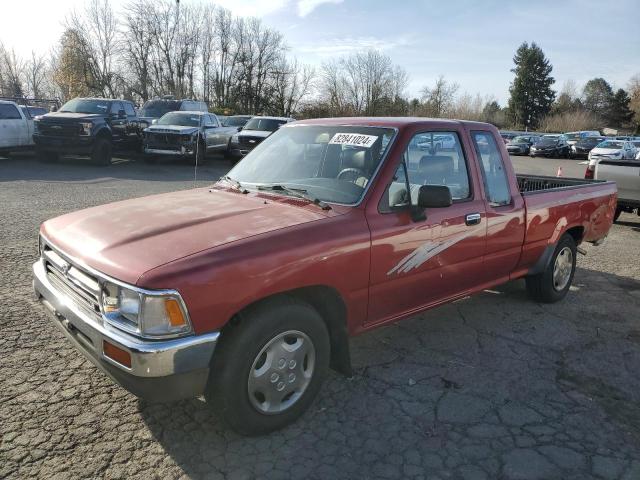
[1,152,639,480]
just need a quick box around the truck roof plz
[293,117,494,129]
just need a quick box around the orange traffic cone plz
[556,166,563,177]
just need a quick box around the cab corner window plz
[471,131,512,206]
[383,131,471,212]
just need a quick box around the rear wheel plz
[205,297,330,436]
[91,138,112,166]
[526,234,577,303]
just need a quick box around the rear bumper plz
[32,260,219,402]
[33,134,94,154]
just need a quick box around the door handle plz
[465,213,481,226]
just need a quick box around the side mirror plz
[237,126,242,132]
[417,185,452,209]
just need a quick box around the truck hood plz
[40,112,105,122]
[41,187,333,285]
[145,125,199,135]
[591,147,622,156]
[239,129,272,139]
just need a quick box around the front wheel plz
[195,141,206,166]
[526,234,577,303]
[205,298,330,436]
[91,138,112,166]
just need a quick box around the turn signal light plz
[164,298,187,327]
[103,340,132,368]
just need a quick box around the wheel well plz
[565,226,584,245]
[225,286,353,377]
[95,129,112,140]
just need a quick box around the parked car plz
[630,140,640,158]
[33,98,143,165]
[221,115,252,129]
[0,100,37,155]
[564,131,601,146]
[143,111,237,164]
[587,140,636,162]
[138,96,208,127]
[586,155,640,221]
[228,116,293,160]
[19,105,48,119]
[569,136,606,159]
[33,117,616,435]
[529,135,570,158]
[506,135,540,155]
[499,131,520,144]
[416,132,456,151]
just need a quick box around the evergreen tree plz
[608,88,633,128]
[582,78,614,120]
[507,42,555,129]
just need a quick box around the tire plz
[205,297,330,436]
[613,207,622,223]
[526,234,577,303]
[91,137,112,166]
[37,148,59,163]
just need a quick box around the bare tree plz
[420,75,459,117]
[0,42,25,97]
[319,50,408,116]
[65,0,121,97]
[24,51,50,98]
[271,57,315,116]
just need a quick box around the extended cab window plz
[0,104,22,120]
[471,131,511,206]
[384,131,470,210]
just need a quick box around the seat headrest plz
[342,149,368,169]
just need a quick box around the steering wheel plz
[337,167,366,182]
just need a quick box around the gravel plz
[2,154,640,479]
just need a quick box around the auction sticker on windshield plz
[329,133,378,148]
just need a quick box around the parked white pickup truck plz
[0,100,37,155]
[586,157,640,221]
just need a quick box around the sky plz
[1,0,639,104]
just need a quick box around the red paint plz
[40,118,616,337]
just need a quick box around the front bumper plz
[144,146,196,158]
[32,259,219,402]
[33,134,94,154]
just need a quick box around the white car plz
[588,140,636,162]
[0,100,37,155]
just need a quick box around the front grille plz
[239,136,264,147]
[43,244,102,322]
[146,132,183,150]
[38,123,79,137]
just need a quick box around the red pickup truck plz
[33,118,616,435]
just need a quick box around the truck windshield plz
[59,99,110,114]
[139,100,181,118]
[156,112,202,127]
[224,116,251,127]
[244,118,287,132]
[227,125,396,205]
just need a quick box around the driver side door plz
[365,130,487,326]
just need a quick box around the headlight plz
[571,145,576,152]
[79,122,92,136]
[231,134,239,143]
[100,281,192,338]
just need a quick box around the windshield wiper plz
[256,184,332,210]
[219,175,248,193]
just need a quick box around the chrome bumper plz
[32,259,219,401]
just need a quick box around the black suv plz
[34,98,143,165]
[138,97,208,127]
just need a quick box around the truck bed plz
[514,174,617,272]
[516,174,606,194]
